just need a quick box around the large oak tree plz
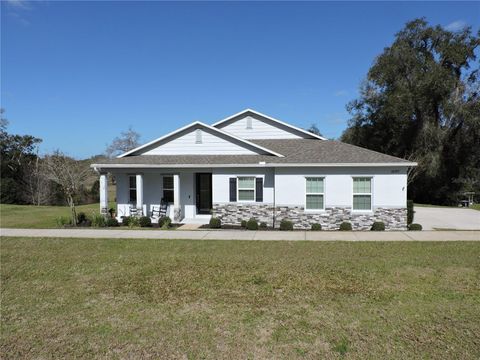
[342,18,480,204]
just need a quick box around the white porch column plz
[136,174,144,215]
[173,174,181,221]
[99,173,108,214]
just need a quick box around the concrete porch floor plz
[1,228,479,241]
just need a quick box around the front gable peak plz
[212,109,326,140]
[118,121,284,158]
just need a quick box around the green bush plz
[55,216,71,228]
[311,223,322,231]
[128,217,140,228]
[408,223,422,231]
[139,216,152,227]
[91,213,106,227]
[280,219,293,231]
[158,216,171,229]
[371,221,385,231]
[121,216,130,226]
[77,212,87,224]
[407,200,414,225]
[339,222,352,231]
[259,222,267,230]
[246,218,258,230]
[241,220,247,228]
[105,218,119,227]
[209,217,221,229]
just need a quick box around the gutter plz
[90,162,418,170]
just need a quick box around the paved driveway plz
[414,207,480,230]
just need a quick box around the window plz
[237,176,255,201]
[305,177,324,210]
[129,175,137,204]
[353,177,372,211]
[163,175,174,203]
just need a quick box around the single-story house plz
[91,109,416,230]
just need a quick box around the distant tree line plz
[1,112,141,224]
[0,110,99,207]
[341,18,479,205]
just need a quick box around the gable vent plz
[246,116,253,129]
[195,129,202,144]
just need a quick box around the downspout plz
[273,167,276,229]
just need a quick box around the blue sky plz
[2,1,479,158]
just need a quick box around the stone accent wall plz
[275,206,407,230]
[212,203,275,227]
[174,207,182,222]
[212,203,407,230]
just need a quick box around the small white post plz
[136,174,144,215]
[99,173,108,214]
[173,174,181,221]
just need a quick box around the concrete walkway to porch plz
[1,228,479,241]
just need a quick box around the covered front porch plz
[98,170,213,224]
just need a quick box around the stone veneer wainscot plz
[212,204,407,230]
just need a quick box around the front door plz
[196,173,212,214]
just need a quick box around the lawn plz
[1,238,479,359]
[0,203,115,228]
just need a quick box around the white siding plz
[142,128,260,155]
[212,168,274,204]
[275,167,407,209]
[112,166,407,223]
[217,115,308,139]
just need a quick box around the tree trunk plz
[68,195,77,226]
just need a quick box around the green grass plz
[0,203,115,228]
[1,238,479,358]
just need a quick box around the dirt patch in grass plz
[1,238,479,358]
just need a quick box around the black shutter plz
[256,178,263,202]
[229,178,237,202]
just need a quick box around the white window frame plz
[352,176,373,212]
[237,176,256,203]
[128,175,137,204]
[305,176,325,212]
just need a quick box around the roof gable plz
[212,109,326,140]
[118,121,284,158]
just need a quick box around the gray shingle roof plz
[92,139,413,168]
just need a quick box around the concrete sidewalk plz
[1,228,479,241]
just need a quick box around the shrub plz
[241,220,247,228]
[55,216,71,228]
[259,222,267,230]
[105,218,119,227]
[339,222,352,231]
[246,218,258,230]
[91,213,106,227]
[311,223,322,231]
[139,216,152,227]
[280,219,293,231]
[128,217,140,228]
[408,223,422,231]
[121,216,130,226]
[77,212,87,224]
[209,217,221,229]
[371,221,385,231]
[158,216,171,229]
[407,200,414,225]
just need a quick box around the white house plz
[91,109,416,230]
